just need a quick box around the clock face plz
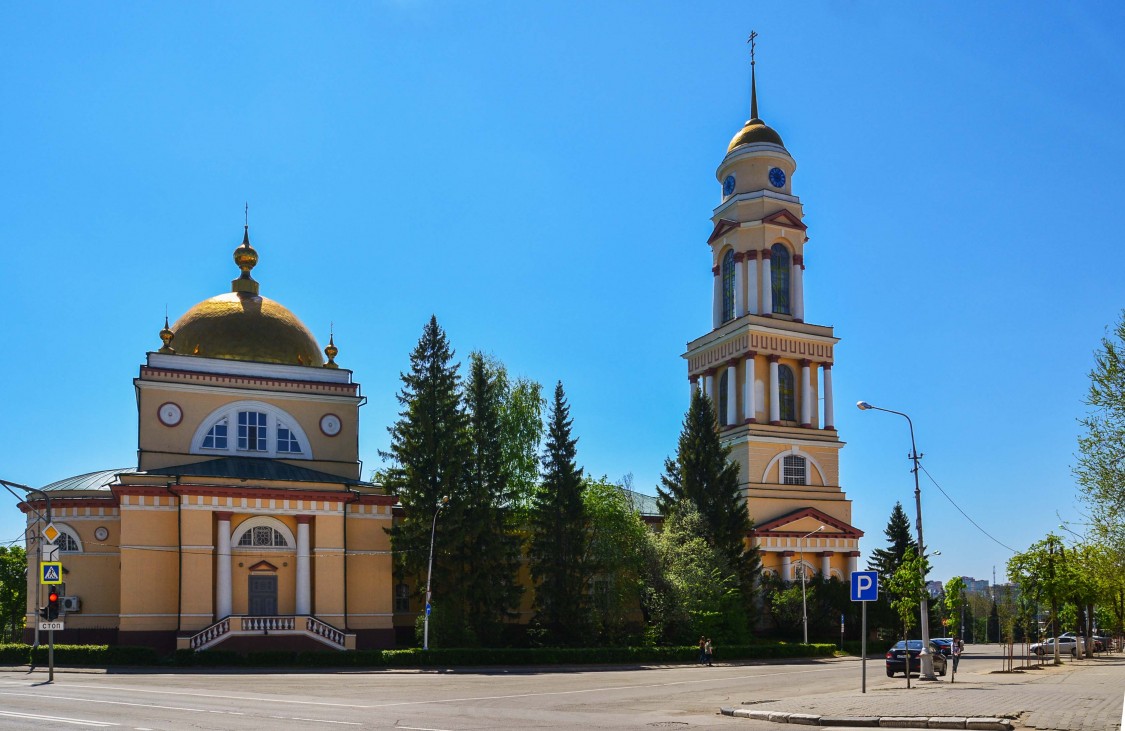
[94,526,109,542]
[768,167,786,188]
[722,175,736,197]
[158,402,182,427]
[320,413,342,437]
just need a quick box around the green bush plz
[0,643,31,665]
[24,644,159,667]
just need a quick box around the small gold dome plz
[172,292,324,367]
[727,118,785,152]
[158,316,176,354]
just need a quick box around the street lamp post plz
[422,495,449,651]
[857,400,937,680]
[800,525,825,644]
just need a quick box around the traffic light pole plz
[48,628,54,682]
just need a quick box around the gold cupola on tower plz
[166,226,325,367]
[727,36,786,152]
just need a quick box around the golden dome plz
[727,118,785,152]
[171,292,324,367]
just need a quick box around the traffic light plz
[46,589,60,621]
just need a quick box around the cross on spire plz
[747,30,760,121]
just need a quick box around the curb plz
[719,709,1013,730]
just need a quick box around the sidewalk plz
[721,653,1125,731]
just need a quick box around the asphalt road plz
[0,647,1006,730]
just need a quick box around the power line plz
[919,464,1018,554]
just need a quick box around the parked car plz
[885,640,948,677]
[931,637,953,657]
[1058,633,1106,652]
[1030,637,1077,656]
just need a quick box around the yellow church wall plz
[748,495,852,527]
[136,385,360,479]
[118,505,179,631]
[180,509,214,629]
[716,155,798,200]
[343,511,394,627]
[313,514,345,623]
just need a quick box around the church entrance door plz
[248,575,278,615]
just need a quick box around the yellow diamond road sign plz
[40,562,63,585]
[43,523,60,544]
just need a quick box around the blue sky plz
[2,3,1123,584]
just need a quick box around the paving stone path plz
[727,654,1124,731]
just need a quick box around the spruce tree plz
[456,353,524,644]
[866,501,918,581]
[382,316,468,633]
[657,389,759,596]
[528,381,589,646]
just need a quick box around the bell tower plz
[682,36,862,583]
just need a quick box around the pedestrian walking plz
[704,638,713,666]
[952,636,963,672]
[698,636,707,665]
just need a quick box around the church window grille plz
[778,365,796,421]
[238,525,288,547]
[782,455,807,485]
[57,531,79,552]
[202,419,228,450]
[718,370,729,426]
[721,250,736,322]
[238,411,268,452]
[277,424,301,454]
[771,243,791,315]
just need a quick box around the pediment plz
[248,560,279,572]
[707,219,740,245]
[752,507,863,539]
[762,209,807,231]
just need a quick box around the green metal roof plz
[41,468,135,493]
[144,457,374,487]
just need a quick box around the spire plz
[324,325,339,369]
[158,314,176,354]
[748,30,759,121]
[232,208,260,296]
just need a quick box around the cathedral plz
[683,55,862,583]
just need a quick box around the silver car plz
[1030,637,1077,656]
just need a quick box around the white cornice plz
[712,189,801,218]
[717,142,794,168]
[134,379,362,404]
[147,353,352,384]
[721,433,846,449]
[683,319,839,358]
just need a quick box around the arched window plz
[771,243,791,315]
[718,369,729,426]
[778,365,796,421]
[721,249,736,323]
[232,517,295,550]
[782,454,807,485]
[54,525,82,552]
[191,401,312,459]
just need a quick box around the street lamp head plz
[856,400,873,411]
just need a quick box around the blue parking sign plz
[850,571,878,601]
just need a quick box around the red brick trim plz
[821,551,835,557]
[215,511,233,521]
[768,354,780,363]
[761,248,773,260]
[746,250,759,260]
[296,514,313,525]
[780,550,795,557]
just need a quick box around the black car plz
[885,640,948,677]
[931,637,953,657]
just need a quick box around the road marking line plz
[397,726,457,731]
[289,716,361,725]
[13,665,840,710]
[0,709,117,726]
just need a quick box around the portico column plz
[793,254,805,322]
[296,515,312,616]
[711,265,721,329]
[216,512,232,619]
[689,375,699,399]
[704,371,714,400]
[823,363,835,429]
[768,355,781,425]
[799,358,812,428]
[760,248,773,315]
[847,551,860,577]
[746,250,759,315]
[725,359,738,427]
[733,252,745,317]
[743,351,757,423]
[821,551,834,578]
[781,551,794,583]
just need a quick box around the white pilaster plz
[216,513,232,619]
[793,254,805,321]
[690,377,700,399]
[781,552,794,583]
[704,373,714,400]
[712,266,721,329]
[725,362,738,427]
[823,364,835,429]
[821,552,832,577]
[747,253,759,315]
[847,552,859,577]
[743,354,756,422]
[761,251,774,315]
[733,254,744,317]
[296,517,311,615]
[800,359,812,427]
[768,357,780,424]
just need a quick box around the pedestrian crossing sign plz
[40,562,63,585]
